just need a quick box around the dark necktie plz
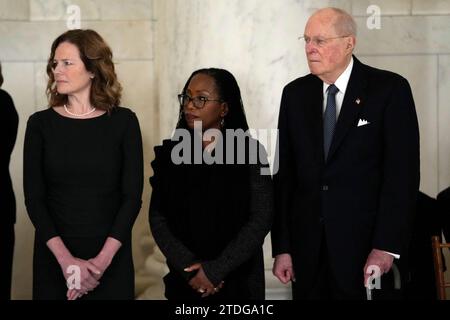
[323,84,339,160]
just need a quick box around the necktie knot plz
[327,84,339,96]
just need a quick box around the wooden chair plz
[431,235,450,300]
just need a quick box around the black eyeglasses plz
[178,94,223,109]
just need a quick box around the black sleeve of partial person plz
[23,114,59,243]
[108,112,144,243]
[202,156,274,287]
[271,87,294,257]
[1,91,19,158]
[149,143,198,281]
[372,76,420,255]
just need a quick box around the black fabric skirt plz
[32,234,134,300]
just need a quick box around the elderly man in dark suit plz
[271,7,420,299]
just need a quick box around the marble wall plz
[1,0,449,300]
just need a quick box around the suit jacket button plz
[322,185,329,191]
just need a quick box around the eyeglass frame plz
[178,93,224,109]
[298,35,351,47]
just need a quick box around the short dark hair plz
[46,29,122,112]
[176,68,249,131]
[0,62,3,87]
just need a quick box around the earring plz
[220,118,225,128]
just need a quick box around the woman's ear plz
[221,102,229,117]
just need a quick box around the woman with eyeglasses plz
[23,29,143,300]
[149,68,273,300]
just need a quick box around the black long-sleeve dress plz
[23,107,143,300]
[0,89,18,300]
[149,136,273,300]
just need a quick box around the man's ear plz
[347,36,356,52]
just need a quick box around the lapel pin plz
[355,98,361,105]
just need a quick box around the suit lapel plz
[327,57,368,161]
[306,76,326,165]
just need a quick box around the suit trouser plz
[311,229,405,300]
[293,227,365,300]
[0,224,14,300]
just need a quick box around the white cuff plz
[383,250,400,259]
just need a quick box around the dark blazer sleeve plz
[271,86,296,256]
[0,90,19,160]
[372,76,420,254]
[202,147,273,286]
[149,141,198,280]
[0,90,19,224]
[108,112,144,243]
[23,114,59,242]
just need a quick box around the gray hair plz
[331,7,357,37]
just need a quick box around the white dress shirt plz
[322,57,353,118]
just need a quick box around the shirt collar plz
[323,56,354,95]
